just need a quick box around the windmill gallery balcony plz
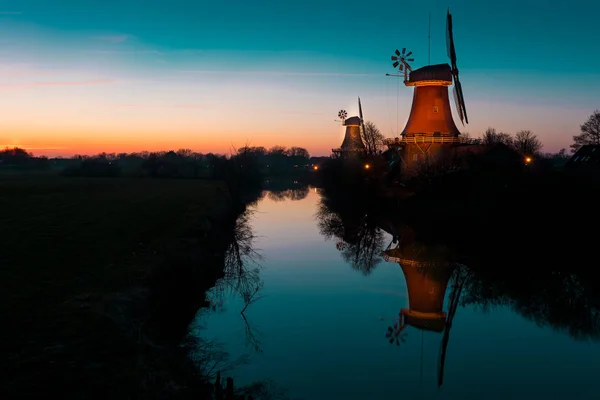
[383,135,481,146]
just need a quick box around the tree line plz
[474,109,600,157]
[0,145,328,180]
[479,128,545,156]
[0,147,50,170]
[3,110,598,174]
[363,110,600,158]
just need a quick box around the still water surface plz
[192,189,600,399]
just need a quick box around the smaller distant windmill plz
[390,48,414,82]
[332,98,367,156]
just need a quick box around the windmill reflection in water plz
[381,223,469,388]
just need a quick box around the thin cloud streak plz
[0,63,51,78]
[114,103,209,109]
[0,79,116,90]
[0,145,67,150]
[84,49,163,55]
[29,78,116,87]
[259,110,327,116]
[95,35,130,43]
[178,69,381,77]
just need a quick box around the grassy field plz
[0,175,233,398]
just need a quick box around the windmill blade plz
[402,48,406,55]
[453,86,464,125]
[455,77,469,124]
[391,55,398,60]
[393,61,399,68]
[446,9,467,123]
[358,97,367,141]
[446,9,457,69]
[395,49,400,56]
[402,61,413,71]
[399,64,404,71]
[358,97,363,121]
[406,51,412,57]
[407,58,414,62]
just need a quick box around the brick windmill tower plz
[332,97,366,158]
[384,9,476,171]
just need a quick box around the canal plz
[191,188,600,399]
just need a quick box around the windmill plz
[382,8,474,172]
[390,48,414,82]
[379,222,465,390]
[332,97,367,157]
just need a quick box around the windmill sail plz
[453,86,464,125]
[447,8,468,125]
[358,97,366,139]
[455,79,468,124]
[446,9,456,67]
[437,267,467,388]
[358,97,363,121]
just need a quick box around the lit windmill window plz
[433,106,439,113]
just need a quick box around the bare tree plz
[361,121,385,156]
[482,127,513,147]
[512,130,542,156]
[571,110,600,153]
[288,146,310,159]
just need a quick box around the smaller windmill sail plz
[358,97,366,138]
[391,48,414,81]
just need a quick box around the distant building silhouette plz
[565,144,600,174]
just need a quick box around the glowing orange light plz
[525,157,532,164]
[313,165,319,171]
[364,164,370,169]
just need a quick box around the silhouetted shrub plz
[61,158,121,177]
[0,147,50,171]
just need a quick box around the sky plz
[0,0,599,157]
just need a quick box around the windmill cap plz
[408,63,453,83]
[343,116,362,126]
[402,310,447,332]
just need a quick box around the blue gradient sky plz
[1,0,598,156]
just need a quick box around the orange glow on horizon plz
[0,127,338,158]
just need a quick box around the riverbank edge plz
[90,184,252,399]
[3,179,255,399]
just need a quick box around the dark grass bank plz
[0,175,253,398]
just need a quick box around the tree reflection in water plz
[263,180,310,203]
[461,270,600,342]
[315,196,385,275]
[316,186,600,391]
[210,207,265,355]
[191,206,293,399]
